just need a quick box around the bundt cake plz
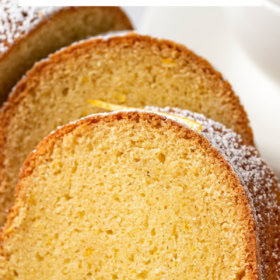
[0,0,133,104]
[0,33,254,225]
[0,109,279,280]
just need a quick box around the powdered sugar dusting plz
[0,0,59,54]
[147,106,280,279]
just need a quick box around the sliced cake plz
[0,110,279,280]
[0,0,133,103]
[0,33,254,225]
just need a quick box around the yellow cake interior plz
[2,115,254,280]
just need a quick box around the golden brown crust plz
[1,111,258,279]
[0,5,133,103]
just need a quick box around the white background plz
[19,0,262,6]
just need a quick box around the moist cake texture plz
[0,110,279,280]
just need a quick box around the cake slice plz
[0,0,133,104]
[0,110,279,280]
[0,33,254,225]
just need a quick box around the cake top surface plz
[0,0,58,54]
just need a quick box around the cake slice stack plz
[0,33,254,226]
[0,22,279,279]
